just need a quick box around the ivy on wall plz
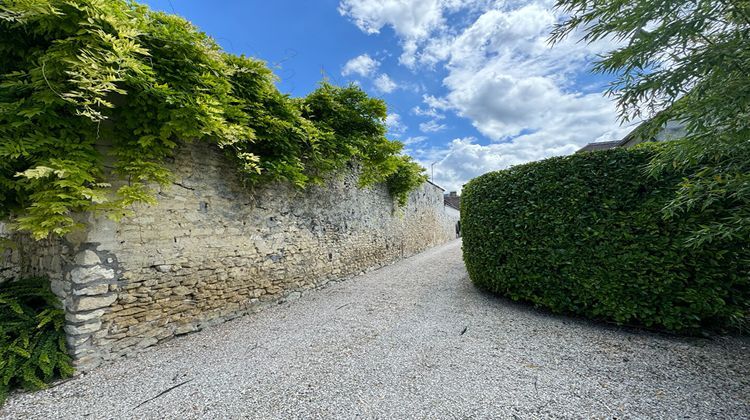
[0,0,426,239]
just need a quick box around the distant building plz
[576,140,622,153]
[424,185,460,237]
[577,120,686,153]
[442,191,461,237]
[444,191,460,211]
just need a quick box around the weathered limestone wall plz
[444,205,460,221]
[0,224,72,290]
[3,142,459,370]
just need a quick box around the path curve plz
[2,240,748,419]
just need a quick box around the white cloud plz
[402,136,428,145]
[338,0,484,67]
[424,4,624,143]
[338,0,444,38]
[412,105,445,119]
[341,53,380,77]
[423,94,452,110]
[341,54,400,95]
[441,70,617,140]
[419,120,447,133]
[341,1,629,191]
[385,113,406,136]
[414,123,630,193]
[338,0,444,66]
[374,73,398,93]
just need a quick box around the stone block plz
[71,265,115,285]
[64,320,102,336]
[66,309,105,323]
[73,354,102,371]
[74,283,110,296]
[74,250,101,266]
[136,337,158,349]
[66,334,91,347]
[74,294,117,311]
[286,291,302,301]
[50,278,68,300]
[172,286,192,296]
[113,307,145,317]
[155,264,172,273]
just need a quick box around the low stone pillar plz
[63,247,119,371]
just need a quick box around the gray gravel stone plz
[2,240,748,419]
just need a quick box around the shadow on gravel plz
[462,274,744,345]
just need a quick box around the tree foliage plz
[0,0,425,239]
[551,0,750,247]
[385,155,429,207]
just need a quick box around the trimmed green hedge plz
[461,146,749,333]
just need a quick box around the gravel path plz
[2,240,749,419]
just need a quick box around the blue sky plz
[143,0,634,192]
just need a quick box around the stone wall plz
[0,224,72,292]
[2,141,459,370]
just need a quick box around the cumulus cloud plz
[338,0,444,38]
[402,136,428,145]
[441,70,617,140]
[338,0,484,67]
[414,123,630,193]
[410,139,538,193]
[421,3,623,141]
[341,53,380,77]
[419,120,447,133]
[341,54,399,94]
[373,73,398,93]
[385,113,406,136]
[338,0,442,67]
[341,0,629,190]
[412,105,445,120]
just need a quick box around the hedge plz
[461,146,749,333]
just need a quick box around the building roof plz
[575,140,623,153]
[444,194,460,211]
[426,180,445,191]
[576,110,687,153]
[444,200,460,211]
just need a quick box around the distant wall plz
[2,142,459,370]
[444,205,460,220]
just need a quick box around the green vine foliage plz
[0,277,73,404]
[0,0,426,240]
[385,155,429,207]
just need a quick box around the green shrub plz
[0,277,73,404]
[461,145,749,333]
